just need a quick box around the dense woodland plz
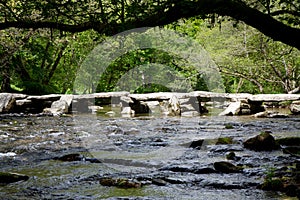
[0,0,299,94]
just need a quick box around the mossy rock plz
[243,131,280,151]
[100,177,141,188]
[224,123,234,129]
[216,137,233,145]
[213,161,242,173]
[226,151,236,160]
[260,178,284,191]
[276,137,300,146]
[0,172,29,184]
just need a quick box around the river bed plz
[0,110,299,199]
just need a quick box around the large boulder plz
[243,132,280,151]
[290,101,300,114]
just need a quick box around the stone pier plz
[0,92,299,116]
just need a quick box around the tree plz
[0,0,300,50]
[0,26,99,93]
[176,18,300,94]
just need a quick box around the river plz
[0,109,299,199]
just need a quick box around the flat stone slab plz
[26,94,62,101]
[129,93,190,101]
[248,94,300,102]
[73,92,130,100]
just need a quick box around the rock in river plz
[243,131,280,151]
[213,161,242,173]
[100,177,141,188]
[0,172,29,184]
[276,137,300,146]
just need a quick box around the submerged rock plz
[276,137,300,146]
[189,139,204,149]
[259,178,284,191]
[100,177,141,188]
[53,153,101,163]
[225,151,241,161]
[243,132,280,151]
[216,137,233,145]
[213,161,242,173]
[0,172,29,184]
[54,153,83,162]
[282,146,300,156]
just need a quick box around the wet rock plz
[193,167,216,174]
[219,101,241,116]
[290,101,300,114]
[99,177,141,188]
[206,182,245,189]
[216,137,233,145]
[276,137,300,146]
[54,153,83,162]
[161,165,194,173]
[0,172,29,184]
[284,184,298,197]
[254,111,288,118]
[259,178,284,191]
[243,132,280,151]
[189,139,204,149]
[207,144,244,153]
[162,177,186,184]
[282,146,300,155]
[152,178,168,186]
[53,153,101,163]
[213,161,242,173]
[225,151,241,161]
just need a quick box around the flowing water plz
[0,109,299,199]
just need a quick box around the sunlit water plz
[0,110,299,199]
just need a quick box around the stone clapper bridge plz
[0,92,299,116]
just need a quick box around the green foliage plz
[134,83,172,94]
[0,28,99,94]
[1,0,299,94]
[177,18,300,94]
[96,48,208,93]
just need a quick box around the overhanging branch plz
[0,0,300,50]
